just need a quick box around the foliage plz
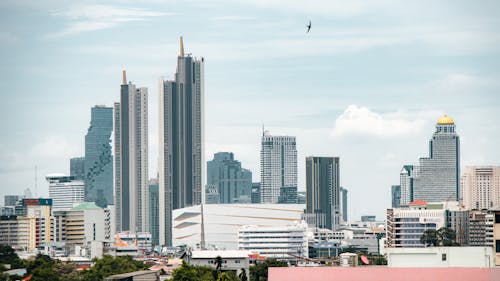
[171,261,216,281]
[239,268,248,281]
[420,227,459,247]
[27,254,60,281]
[214,256,223,275]
[216,271,238,281]
[80,255,148,281]
[249,259,287,281]
[0,246,23,269]
[421,229,439,246]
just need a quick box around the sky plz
[0,0,499,221]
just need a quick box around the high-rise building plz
[400,116,460,203]
[0,215,36,251]
[4,195,21,207]
[461,166,500,210]
[305,157,340,230]
[85,105,113,207]
[260,132,297,204]
[149,179,159,247]
[251,183,261,204]
[15,198,52,248]
[206,152,252,204]
[391,185,401,208]
[70,157,85,181]
[158,37,204,246]
[114,71,149,233]
[46,174,84,210]
[340,187,348,222]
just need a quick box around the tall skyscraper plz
[260,132,297,204]
[70,157,85,181]
[206,152,252,204]
[391,185,401,208]
[400,116,460,203]
[399,165,414,205]
[149,178,159,247]
[461,166,500,210]
[114,71,149,233]
[340,187,348,222]
[305,157,340,230]
[85,105,113,207]
[158,37,204,246]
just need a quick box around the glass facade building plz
[70,157,85,181]
[149,179,159,247]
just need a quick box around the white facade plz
[260,133,297,204]
[238,221,308,260]
[116,232,152,252]
[47,174,84,210]
[172,204,305,250]
[190,250,250,278]
[461,166,500,210]
[386,247,493,267]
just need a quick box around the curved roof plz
[437,115,454,125]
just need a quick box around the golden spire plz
[437,115,454,125]
[179,36,184,57]
[122,70,127,85]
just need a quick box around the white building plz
[461,166,500,210]
[46,173,84,210]
[172,204,305,250]
[189,250,250,278]
[238,221,308,260]
[386,247,493,267]
[115,232,152,253]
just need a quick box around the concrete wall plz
[386,247,493,267]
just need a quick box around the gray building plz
[391,185,401,208]
[400,165,414,205]
[340,187,348,222]
[85,105,113,208]
[149,179,159,247]
[70,157,85,181]
[251,183,261,204]
[401,115,460,203]
[305,157,340,230]
[4,195,21,207]
[114,71,149,233]
[260,132,297,204]
[206,152,252,204]
[158,37,204,246]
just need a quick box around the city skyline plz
[1,1,500,221]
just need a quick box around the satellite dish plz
[360,255,370,265]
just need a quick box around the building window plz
[495,214,500,223]
[496,240,500,253]
[442,254,446,261]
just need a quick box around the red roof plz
[409,200,427,206]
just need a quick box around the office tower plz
[114,71,149,233]
[158,37,204,246]
[46,174,84,210]
[4,195,21,207]
[305,157,340,230]
[391,185,401,208]
[85,105,113,208]
[251,183,261,204]
[149,179,159,247]
[205,184,220,204]
[340,187,348,222]
[297,191,306,204]
[70,157,85,181]
[278,186,297,204]
[260,132,297,204]
[399,115,460,203]
[461,166,500,210]
[361,215,376,222]
[206,152,252,204]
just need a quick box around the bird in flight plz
[306,20,311,33]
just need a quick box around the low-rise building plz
[0,215,36,251]
[386,247,493,267]
[189,250,250,278]
[104,270,159,281]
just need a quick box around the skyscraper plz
[206,152,252,204]
[305,157,340,230]
[400,115,460,203]
[461,166,500,210]
[70,157,85,181]
[85,105,113,207]
[340,187,348,222]
[149,178,159,247]
[46,174,84,210]
[399,165,414,205]
[158,37,204,246]
[391,185,401,208]
[260,132,297,204]
[114,71,149,233]
[251,183,261,204]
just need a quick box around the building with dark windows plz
[305,157,340,230]
[340,187,348,222]
[85,106,113,207]
[278,185,297,204]
[148,179,159,247]
[260,132,297,204]
[158,37,204,246]
[206,152,252,204]
[114,71,149,233]
[391,185,401,208]
[70,157,85,181]
[251,183,261,204]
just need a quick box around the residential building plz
[172,204,305,250]
[46,174,84,210]
[491,205,500,265]
[189,250,250,279]
[149,179,159,246]
[340,187,348,222]
[206,152,252,204]
[391,185,401,208]
[15,198,52,247]
[461,166,500,210]
[469,210,493,246]
[251,183,261,204]
[0,215,36,251]
[114,70,149,234]
[158,37,204,246]
[260,132,297,204]
[400,115,460,203]
[85,105,113,207]
[305,157,340,230]
[70,157,85,181]
[238,221,308,260]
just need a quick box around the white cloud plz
[210,15,255,21]
[331,105,427,138]
[48,4,172,37]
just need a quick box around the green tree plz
[172,261,201,281]
[0,246,23,269]
[217,271,238,281]
[437,227,458,246]
[420,229,439,246]
[214,256,223,275]
[250,259,287,281]
[238,268,248,281]
[80,255,148,281]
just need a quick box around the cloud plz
[331,105,427,138]
[210,15,255,21]
[48,4,172,37]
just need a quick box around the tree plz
[172,261,201,281]
[214,256,223,275]
[420,227,458,247]
[239,268,248,281]
[80,255,148,281]
[420,229,439,246]
[0,246,23,269]
[250,259,287,281]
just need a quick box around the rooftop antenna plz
[179,36,185,57]
[122,70,127,85]
[200,203,206,250]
